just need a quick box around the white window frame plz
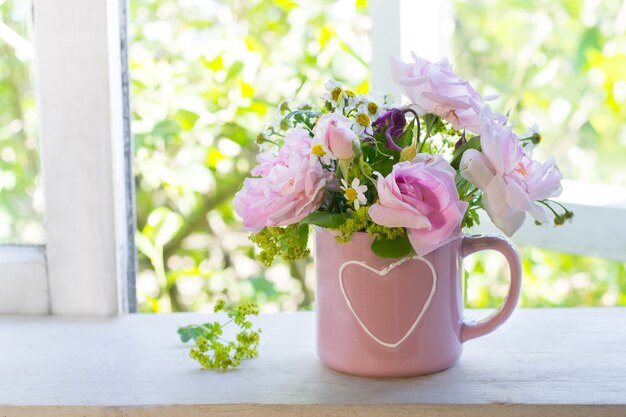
[1,0,136,315]
[369,0,626,263]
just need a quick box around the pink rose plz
[313,113,358,160]
[252,128,312,177]
[390,52,489,132]
[460,107,563,236]
[368,155,468,256]
[234,129,332,231]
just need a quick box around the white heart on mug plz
[338,256,438,349]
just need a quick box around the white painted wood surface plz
[33,0,133,315]
[0,246,48,314]
[400,0,453,62]
[368,0,401,98]
[369,0,452,98]
[1,310,625,416]
[474,181,626,261]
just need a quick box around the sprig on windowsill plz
[178,299,261,370]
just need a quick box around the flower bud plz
[400,144,417,162]
[280,118,291,131]
[531,132,541,144]
[279,101,290,113]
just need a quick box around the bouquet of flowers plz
[234,53,571,265]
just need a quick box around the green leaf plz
[397,118,415,149]
[300,211,350,228]
[296,223,309,250]
[424,113,440,136]
[221,122,251,145]
[175,109,199,131]
[370,155,397,177]
[177,324,212,343]
[249,276,282,299]
[276,224,310,261]
[151,119,180,139]
[450,136,481,169]
[226,61,244,80]
[371,231,412,259]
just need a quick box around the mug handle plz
[460,234,522,342]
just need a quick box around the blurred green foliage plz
[130,0,370,312]
[1,0,624,310]
[453,0,626,308]
[453,0,626,186]
[0,0,43,244]
[130,0,626,312]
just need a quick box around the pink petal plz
[460,149,494,191]
[368,204,431,230]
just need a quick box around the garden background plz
[1,0,625,312]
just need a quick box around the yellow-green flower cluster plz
[249,225,310,266]
[180,299,261,371]
[335,206,370,243]
[334,206,405,244]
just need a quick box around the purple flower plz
[372,108,406,151]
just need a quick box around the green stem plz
[543,199,570,213]
[358,156,375,184]
[537,200,560,217]
[220,317,235,328]
[402,107,421,147]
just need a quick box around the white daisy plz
[358,95,385,122]
[311,141,334,166]
[321,79,344,104]
[340,178,368,210]
[351,111,374,136]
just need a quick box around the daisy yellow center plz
[356,113,371,127]
[345,187,358,202]
[367,102,378,115]
[345,89,356,97]
[312,144,326,157]
[331,87,342,101]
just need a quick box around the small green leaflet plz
[177,323,219,343]
[371,231,413,259]
[450,136,481,169]
[300,211,350,228]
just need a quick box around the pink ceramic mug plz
[315,227,522,377]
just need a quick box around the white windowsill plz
[1,309,625,416]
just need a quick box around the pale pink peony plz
[252,128,313,177]
[368,155,468,256]
[313,113,358,160]
[390,52,490,132]
[234,128,332,231]
[460,107,563,236]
